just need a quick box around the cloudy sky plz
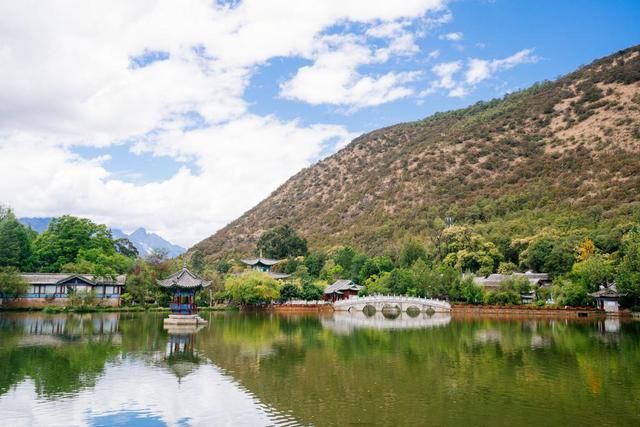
[0,1,638,247]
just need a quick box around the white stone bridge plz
[333,295,451,313]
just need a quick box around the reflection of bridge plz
[333,295,451,313]
[321,311,451,333]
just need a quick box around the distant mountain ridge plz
[19,217,185,258]
[190,45,640,260]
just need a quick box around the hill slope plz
[193,46,640,260]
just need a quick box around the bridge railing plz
[333,294,451,309]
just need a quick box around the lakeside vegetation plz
[2,203,640,311]
[212,223,640,310]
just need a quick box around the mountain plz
[116,227,186,258]
[19,218,185,258]
[194,46,640,259]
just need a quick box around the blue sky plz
[0,0,638,246]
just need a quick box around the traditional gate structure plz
[333,295,451,313]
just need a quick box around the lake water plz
[0,311,638,426]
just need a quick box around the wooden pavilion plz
[157,267,210,326]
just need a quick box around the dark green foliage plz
[279,283,300,302]
[521,233,578,277]
[570,254,616,293]
[303,252,327,277]
[300,281,323,301]
[617,226,640,302]
[334,247,356,273]
[0,210,32,270]
[190,250,205,273]
[553,280,589,307]
[216,260,232,274]
[31,216,116,272]
[398,238,426,268]
[0,267,30,298]
[256,225,308,259]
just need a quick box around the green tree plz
[399,238,427,268]
[570,254,615,293]
[553,279,589,307]
[0,267,30,299]
[333,246,356,272]
[0,211,32,270]
[256,225,308,259]
[300,281,323,301]
[617,226,640,303]
[358,256,394,284]
[31,216,115,272]
[303,252,327,277]
[521,232,578,277]
[279,283,300,302]
[441,227,502,275]
[190,250,205,273]
[224,272,280,305]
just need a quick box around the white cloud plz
[0,0,449,247]
[465,48,538,84]
[423,48,539,98]
[427,49,441,60]
[279,33,421,109]
[439,32,463,41]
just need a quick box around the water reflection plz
[321,310,452,334]
[0,312,638,427]
[161,325,205,381]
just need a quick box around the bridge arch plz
[333,295,452,314]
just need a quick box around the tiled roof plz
[473,272,550,288]
[240,257,282,266]
[324,279,363,294]
[590,284,622,298]
[157,268,211,289]
[20,273,125,285]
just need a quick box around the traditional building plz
[0,273,125,308]
[473,271,551,304]
[157,267,210,325]
[323,279,363,302]
[590,284,622,313]
[240,257,291,280]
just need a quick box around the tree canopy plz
[256,225,308,259]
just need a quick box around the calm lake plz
[0,311,638,426]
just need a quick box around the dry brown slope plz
[192,45,640,259]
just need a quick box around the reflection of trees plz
[0,342,120,397]
[197,314,640,427]
[0,312,169,398]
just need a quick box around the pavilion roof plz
[324,279,363,295]
[157,268,210,289]
[589,284,622,298]
[240,257,282,266]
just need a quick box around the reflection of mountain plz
[1,312,639,426]
[196,313,640,427]
[321,311,451,334]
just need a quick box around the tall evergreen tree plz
[0,210,32,270]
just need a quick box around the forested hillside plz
[193,46,640,265]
